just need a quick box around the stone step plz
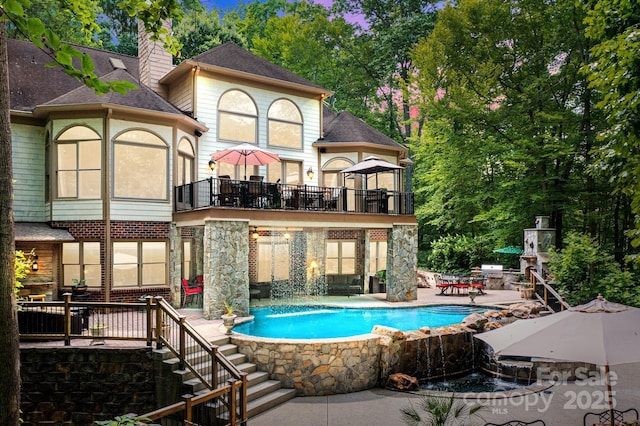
[246,388,297,418]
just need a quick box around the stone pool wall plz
[232,334,381,395]
[232,323,476,396]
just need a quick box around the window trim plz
[112,240,169,288]
[217,89,259,144]
[326,240,357,275]
[54,125,102,200]
[267,98,304,151]
[112,129,169,202]
[61,241,102,287]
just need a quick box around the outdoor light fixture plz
[31,255,39,272]
[283,228,290,240]
[306,167,314,179]
[310,260,318,270]
[252,227,259,240]
[208,159,216,172]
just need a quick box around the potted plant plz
[71,278,87,295]
[221,300,237,335]
[90,320,108,345]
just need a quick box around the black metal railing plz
[175,177,414,215]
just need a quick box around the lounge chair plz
[583,408,638,426]
[181,278,203,308]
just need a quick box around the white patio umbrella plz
[475,295,640,426]
[211,143,280,180]
[341,156,403,189]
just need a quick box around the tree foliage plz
[548,232,640,307]
[409,0,631,263]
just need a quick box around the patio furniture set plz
[434,273,487,296]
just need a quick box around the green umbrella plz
[493,246,523,255]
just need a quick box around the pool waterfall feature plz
[232,324,488,396]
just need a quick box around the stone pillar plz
[203,220,249,319]
[168,224,181,307]
[193,227,204,276]
[386,224,417,302]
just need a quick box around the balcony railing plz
[175,177,414,215]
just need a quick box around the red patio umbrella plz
[211,143,280,180]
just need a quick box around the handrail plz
[18,296,248,424]
[529,270,571,312]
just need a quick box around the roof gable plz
[320,105,406,151]
[188,42,327,92]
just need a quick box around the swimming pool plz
[233,304,488,339]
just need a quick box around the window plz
[322,158,355,188]
[177,138,194,186]
[113,130,168,199]
[257,239,290,282]
[369,241,387,275]
[268,99,302,149]
[218,90,257,143]
[183,241,192,280]
[55,126,101,199]
[326,240,356,275]
[267,160,302,184]
[62,242,101,287]
[113,241,167,287]
[218,162,257,181]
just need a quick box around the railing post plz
[341,187,347,211]
[144,296,153,346]
[154,296,164,349]
[239,372,248,426]
[211,345,219,389]
[209,177,214,206]
[63,293,72,346]
[228,378,238,426]
[182,393,194,423]
[179,317,187,370]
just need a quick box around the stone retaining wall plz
[20,347,157,426]
[232,334,381,396]
[233,324,477,396]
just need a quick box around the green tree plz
[0,1,181,422]
[584,0,640,258]
[410,0,620,257]
[401,393,485,426]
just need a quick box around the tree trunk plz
[0,22,22,425]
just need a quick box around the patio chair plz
[218,175,239,206]
[583,408,638,426]
[181,278,203,308]
[485,421,546,426]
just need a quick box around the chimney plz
[138,20,173,97]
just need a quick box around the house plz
[9,28,417,319]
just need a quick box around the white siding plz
[12,124,46,221]
[110,200,173,221]
[194,75,322,184]
[168,75,193,113]
[52,200,103,220]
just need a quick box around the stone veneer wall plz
[20,347,158,426]
[203,220,249,319]
[232,334,381,396]
[386,224,418,302]
[232,325,476,396]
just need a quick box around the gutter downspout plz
[104,109,112,302]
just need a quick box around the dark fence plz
[175,177,414,215]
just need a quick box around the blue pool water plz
[233,305,488,339]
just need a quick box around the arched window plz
[218,90,258,143]
[268,99,302,149]
[55,126,101,199]
[322,158,354,188]
[177,138,195,186]
[113,130,168,200]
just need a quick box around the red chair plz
[181,278,203,308]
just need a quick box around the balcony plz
[174,177,414,215]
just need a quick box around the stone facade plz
[203,220,250,319]
[233,334,381,396]
[386,224,418,302]
[20,347,157,426]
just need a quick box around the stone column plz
[193,227,204,276]
[203,220,249,319]
[168,224,181,307]
[386,224,418,302]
